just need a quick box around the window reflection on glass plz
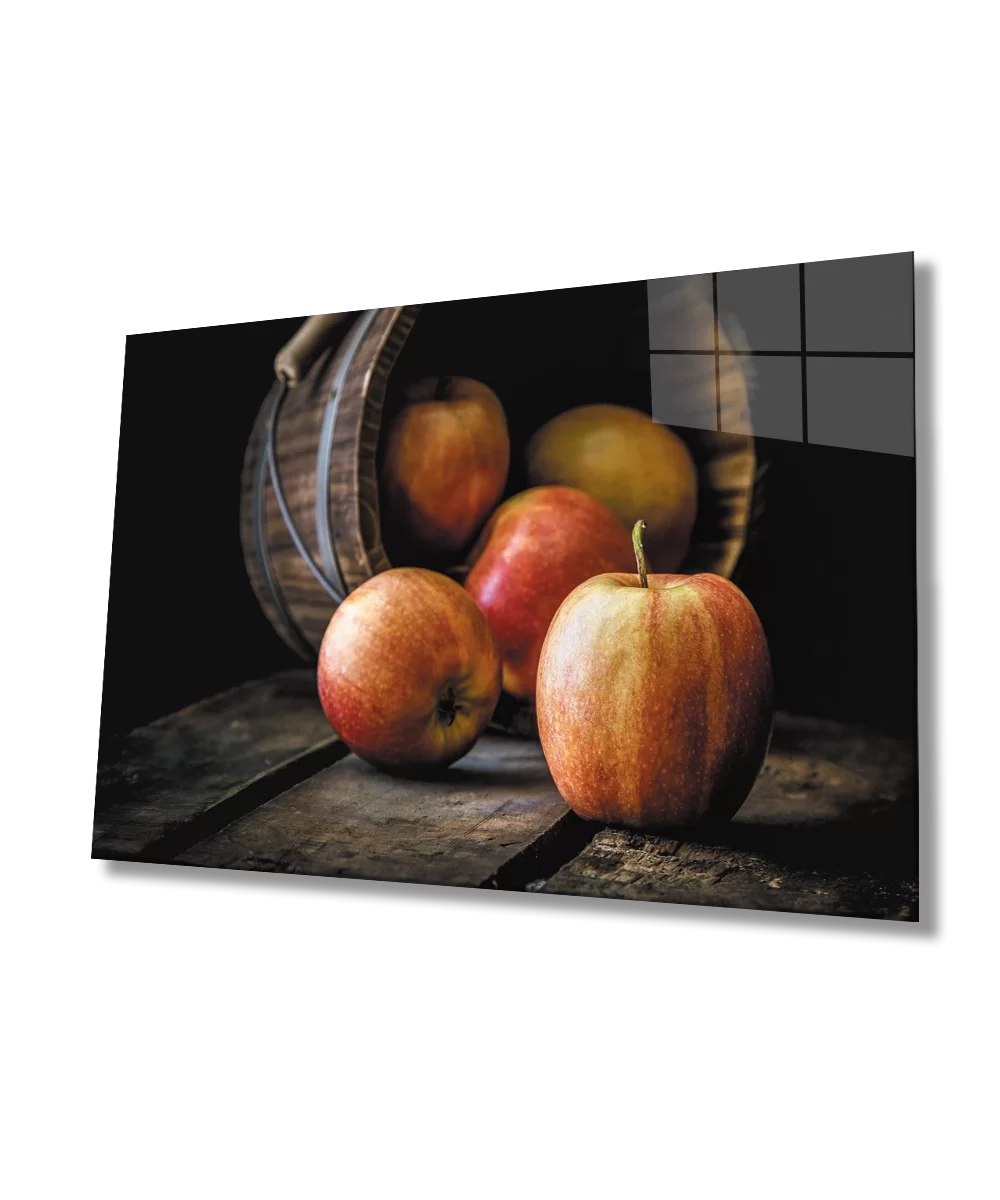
[647,253,913,456]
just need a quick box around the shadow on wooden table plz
[722,803,916,890]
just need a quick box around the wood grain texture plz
[541,715,917,920]
[328,306,421,591]
[240,308,422,655]
[240,346,344,655]
[173,734,571,887]
[96,675,916,921]
[163,705,915,921]
[93,670,344,860]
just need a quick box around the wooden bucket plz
[241,296,761,672]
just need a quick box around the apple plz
[526,404,698,571]
[536,521,772,828]
[464,485,635,703]
[380,375,509,559]
[318,567,501,773]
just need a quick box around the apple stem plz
[632,520,648,588]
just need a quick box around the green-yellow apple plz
[536,521,772,828]
[526,404,697,571]
[464,485,634,703]
[381,376,509,560]
[318,568,501,773]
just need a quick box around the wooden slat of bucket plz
[93,670,345,861]
[240,349,344,656]
[328,306,421,592]
[240,307,424,657]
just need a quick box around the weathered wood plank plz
[93,670,345,860]
[173,734,572,887]
[540,715,917,920]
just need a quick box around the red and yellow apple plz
[526,404,698,571]
[464,485,634,703]
[380,375,509,559]
[536,522,772,828]
[318,567,501,773]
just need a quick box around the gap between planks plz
[94,672,917,919]
[171,734,590,889]
[93,670,592,884]
[93,670,345,861]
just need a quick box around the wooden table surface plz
[93,670,918,921]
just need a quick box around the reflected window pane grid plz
[646,253,913,456]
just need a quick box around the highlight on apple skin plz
[380,376,510,560]
[463,485,635,703]
[318,568,502,774]
[535,521,773,829]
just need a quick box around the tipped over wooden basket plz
[241,299,761,671]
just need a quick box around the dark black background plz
[100,285,916,745]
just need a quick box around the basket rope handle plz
[274,313,353,386]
